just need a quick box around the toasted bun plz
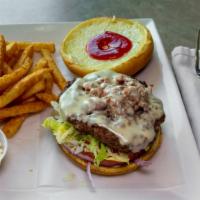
[60,17,153,77]
[59,128,162,176]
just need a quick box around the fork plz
[195,29,200,76]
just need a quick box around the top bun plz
[60,17,153,76]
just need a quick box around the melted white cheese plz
[59,70,164,153]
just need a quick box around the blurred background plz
[0,0,199,57]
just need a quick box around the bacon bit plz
[115,75,125,84]
[89,88,104,97]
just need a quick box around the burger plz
[43,70,165,176]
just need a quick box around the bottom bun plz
[59,129,162,176]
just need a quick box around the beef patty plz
[68,114,165,153]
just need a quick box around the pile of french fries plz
[0,34,68,138]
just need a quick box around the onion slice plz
[63,144,93,162]
[86,162,96,191]
[134,159,151,167]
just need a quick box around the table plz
[0,0,199,57]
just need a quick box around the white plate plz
[0,19,200,200]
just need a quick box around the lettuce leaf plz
[42,117,75,144]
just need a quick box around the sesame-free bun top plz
[60,17,153,76]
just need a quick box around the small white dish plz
[0,129,8,165]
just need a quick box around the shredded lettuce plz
[87,136,98,157]
[43,117,129,166]
[95,143,107,166]
[42,117,75,144]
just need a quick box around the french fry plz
[44,72,53,92]
[32,57,53,92]
[2,114,28,138]
[0,68,51,108]
[13,45,33,70]
[7,41,55,53]
[0,35,6,76]
[31,57,47,72]
[0,69,2,77]
[22,97,37,103]
[20,80,46,100]
[7,50,22,68]
[0,101,48,120]
[0,57,32,91]
[36,92,58,104]
[2,62,13,74]
[6,42,19,60]
[41,49,67,90]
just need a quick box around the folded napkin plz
[171,46,200,150]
